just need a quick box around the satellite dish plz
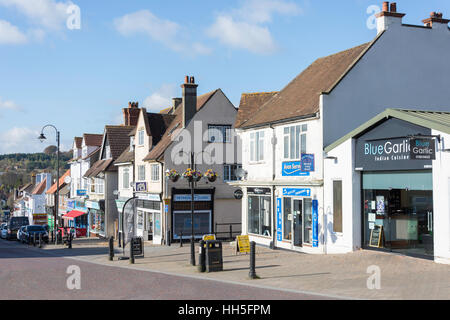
[113,190,119,196]
[235,168,247,179]
[64,176,72,184]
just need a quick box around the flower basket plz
[183,168,202,183]
[204,169,218,182]
[166,169,180,182]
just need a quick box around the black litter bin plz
[205,240,223,272]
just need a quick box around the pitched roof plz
[235,92,278,128]
[82,147,100,161]
[46,169,71,194]
[145,112,176,145]
[143,90,218,162]
[114,146,134,165]
[83,133,103,147]
[83,159,114,178]
[74,137,82,149]
[31,178,47,195]
[19,182,33,193]
[104,125,135,159]
[240,42,374,128]
[325,109,450,153]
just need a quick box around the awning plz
[63,210,87,220]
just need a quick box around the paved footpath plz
[2,238,450,300]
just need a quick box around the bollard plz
[249,241,258,279]
[39,233,42,248]
[33,233,36,247]
[180,231,183,247]
[130,239,135,264]
[68,231,72,249]
[109,236,114,261]
[51,230,54,243]
[167,230,171,246]
[198,240,206,273]
[230,225,233,241]
[118,232,121,248]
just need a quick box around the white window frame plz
[250,131,265,162]
[150,164,160,182]
[283,124,307,160]
[138,130,145,146]
[123,168,130,189]
[208,125,232,143]
[223,164,242,182]
[138,165,146,181]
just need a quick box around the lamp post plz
[169,151,215,266]
[38,125,60,240]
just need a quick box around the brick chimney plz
[181,76,198,128]
[423,12,450,31]
[123,101,140,126]
[376,2,405,34]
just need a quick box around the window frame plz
[138,165,146,181]
[150,164,160,182]
[249,131,265,162]
[208,125,232,143]
[283,124,308,160]
[223,164,242,182]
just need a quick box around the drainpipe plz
[156,159,165,245]
[270,124,277,249]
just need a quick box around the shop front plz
[355,118,436,257]
[86,200,105,237]
[170,188,215,241]
[275,187,320,252]
[135,193,162,243]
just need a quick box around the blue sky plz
[0,0,449,154]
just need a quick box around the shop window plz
[333,180,343,233]
[248,196,271,237]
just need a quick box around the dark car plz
[5,217,29,240]
[22,225,49,244]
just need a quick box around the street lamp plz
[170,151,215,266]
[38,124,60,241]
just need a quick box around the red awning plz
[63,210,87,220]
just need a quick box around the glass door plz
[293,199,302,247]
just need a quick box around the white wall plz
[323,139,361,254]
[433,131,450,264]
[323,24,450,148]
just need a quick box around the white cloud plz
[0,0,75,44]
[0,0,73,31]
[0,19,27,44]
[207,0,301,54]
[143,84,177,113]
[0,97,23,112]
[0,127,42,154]
[114,10,212,56]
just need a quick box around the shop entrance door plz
[293,199,303,247]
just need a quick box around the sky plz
[0,0,449,154]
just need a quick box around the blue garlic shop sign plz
[355,118,432,171]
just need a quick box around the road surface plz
[0,239,332,300]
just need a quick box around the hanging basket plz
[170,175,180,183]
[207,176,217,183]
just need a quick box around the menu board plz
[236,235,250,254]
[369,225,383,248]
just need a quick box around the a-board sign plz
[131,237,144,256]
[202,234,216,241]
[236,235,250,254]
[369,225,383,248]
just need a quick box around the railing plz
[214,222,242,241]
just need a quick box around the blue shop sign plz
[312,199,319,247]
[301,154,315,172]
[282,161,310,177]
[276,198,282,242]
[282,188,311,197]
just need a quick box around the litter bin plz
[205,240,223,272]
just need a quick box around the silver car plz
[0,223,7,239]
[17,226,26,241]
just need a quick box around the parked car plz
[0,223,7,239]
[22,225,49,244]
[17,226,26,242]
[6,217,29,240]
